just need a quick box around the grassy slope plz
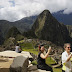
[20,42,62,72]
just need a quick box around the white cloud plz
[0,0,72,22]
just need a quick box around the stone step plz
[0,50,33,58]
[28,69,51,72]
[28,65,51,72]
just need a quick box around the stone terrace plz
[0,51,51,72]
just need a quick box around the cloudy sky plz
[0,0,72,22]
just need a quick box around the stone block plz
[10,56,29,72]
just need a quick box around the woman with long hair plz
[37,44,53,72]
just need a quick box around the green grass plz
[20,42,38,55]
[20,42,62,72]
[23,48,38,55]
[46,57,62,72]
[53,68,62,72]
[20,42,34,49]
[32,60,37,65]
[46,57,56,65]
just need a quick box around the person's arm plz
[66,54,72,62]
[18,46,22,51]
[62,53,72,64]
[40,47,51,59]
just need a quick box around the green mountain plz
[0,16,37,37]
[0,10,72,46]
[32,10,71,45]
[12,16,37,32]
[3,27,24,48]
[0,20,13,37]
[6,26,21,39]
[0,29,4,45]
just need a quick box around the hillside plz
[0,29,4,45]
[6,26,21,39]
[0,16,37,37]
[32,10,71,45]
[0,20,13,37]
[0,10,72,38]
[0,9,72,46]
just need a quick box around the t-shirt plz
[15,46,20,53]
[62,51,72,72]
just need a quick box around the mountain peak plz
[39,10,51,18]
[42,10,50,14]
[32,10,70,45]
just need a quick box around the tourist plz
[37,44,53,72]
[62,43,72,72]
[15,43,22,53]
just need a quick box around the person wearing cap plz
[62,43,72,72]
[37,44,53,72]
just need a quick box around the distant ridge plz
[0,16,37,37]
[52,10,72,25]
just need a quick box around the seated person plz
[37,44,53,72]
[62,43,72,72]
[15,43,22,53]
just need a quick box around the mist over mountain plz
[0,9,72,46]
[0,10,72,38]
[52,10,72,37]
[52,10,72,25]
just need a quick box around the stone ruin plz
[0,51,51,72]
[0,38,63,72]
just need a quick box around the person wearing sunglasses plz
[62,43,72,72]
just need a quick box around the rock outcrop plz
[66,25,72,38]
[32,10,71,45]
[0,51,33,58]
[10,56,29,72]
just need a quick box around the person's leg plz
[18,51,22,53]
[45,64,53,72]
[37,64,53,72]
[19,48,22,53]
[62,70,65,72]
